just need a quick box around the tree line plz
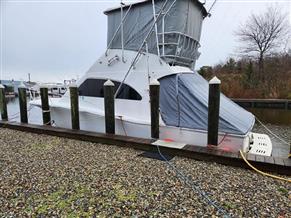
[199,6,291,99]
[199,54,291,98]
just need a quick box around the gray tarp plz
[159,72,255,135]
[105,0,207,68]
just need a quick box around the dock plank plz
[232,98,291,110]
[274,157,285,166]
[264,156,275,164]
[246,153,256,162]
[255,155,265,163]
[283,158,291,167]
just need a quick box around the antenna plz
[120,0,125,62]
[207,0,218,17]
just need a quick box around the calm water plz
[249,108,291,125]
[6,97,42,125]
[4,97,291,126]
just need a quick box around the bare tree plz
[236,6,290,80]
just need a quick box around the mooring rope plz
[255,116,289,146]
[0,104,35,128]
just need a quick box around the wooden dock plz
[1,121,290,176]
[1,82,290,176]
[232,98,291,110]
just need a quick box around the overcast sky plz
[1,0,290,82]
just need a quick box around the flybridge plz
[104,0,208,69]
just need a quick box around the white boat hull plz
[51,106,246,153]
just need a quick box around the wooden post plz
[40,86,51,125]
[18,85,28,123]
[150,79,160,139]
[208,76,221,146]
[70,83,80,130]
[104,80,115,134]
[0,84,8,121]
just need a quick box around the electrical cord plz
[239,150,291,183]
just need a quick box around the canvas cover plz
[105,0,207,68]
[159,72,255,135]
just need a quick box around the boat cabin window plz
[78,79,142,100]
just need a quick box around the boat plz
[28,83,67,98]
[46,83,67,97]
[30,0,272,156]
[0,80,16,97]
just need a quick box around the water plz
[5,97,291,126]
[249,108,291,125]
[6,97,42,125]
[4,97,290,158]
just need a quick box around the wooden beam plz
[150,79,160,139]
[69,84,80,130]
[18,85,28,123]
[208,76,221,146]
[0,84,8,121]
[40,86,51,125]
[104,80,115,134]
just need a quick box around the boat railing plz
[157,31,201,67]
[105,4,133,57]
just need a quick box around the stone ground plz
[0,128,290,217]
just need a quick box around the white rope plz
[43,120,52,125]
[255,116,289,145]
[119,116,127,136]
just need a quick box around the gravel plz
[0,128,290,217]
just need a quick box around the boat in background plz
[46,83,67,97]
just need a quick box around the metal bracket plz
[108,55,120,66]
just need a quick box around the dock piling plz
[40,86,51,125]
[150,79,160,139]
[208,76,221,146]
[104,80,115,134]
[18,85,28,123]
[0,84,8,121]
[69,83,80,130]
